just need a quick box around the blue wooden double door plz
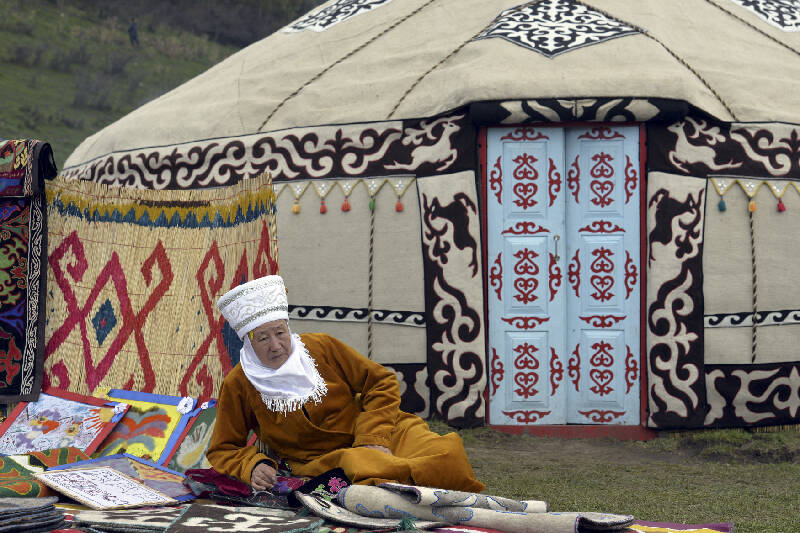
[486,126,641,426]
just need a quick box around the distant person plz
[128,18,140,48]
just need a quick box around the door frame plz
[478,123,654,439]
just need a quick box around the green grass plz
[0,1,238,169]
[428,421,800,533]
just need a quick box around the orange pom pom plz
[342,198,351,212]
[395,200,404,212]
[320,199,327,214]
[748,200,756,212]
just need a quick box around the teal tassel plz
[718,198,727,212]
[396,515,416,530]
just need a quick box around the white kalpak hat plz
[216,275,289,339]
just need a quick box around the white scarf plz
[239,333,327,415]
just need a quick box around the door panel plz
[487,125,640,426]
[487,127,567,425]
[565,126,640,425]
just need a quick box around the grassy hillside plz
[0,1,240,169]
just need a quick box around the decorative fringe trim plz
[47,172,276,228]
[259,334,328,415]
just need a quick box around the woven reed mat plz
[43,173,277,401]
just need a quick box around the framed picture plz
[163,399,217,472]
[34,466,177,509]
[95,390,196,464]
[49,453,194,501]
[0,388,128,456]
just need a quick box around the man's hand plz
[251,462,277,491]
[359,444,392,455]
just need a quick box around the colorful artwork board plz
[50,453,194,501]
[95,389,196,464]
[0,388,127,456]
[163,400,216,472]
[34,466,176,510]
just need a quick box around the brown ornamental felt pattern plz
[166,504,320,533]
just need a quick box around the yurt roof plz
[65,0,800,169]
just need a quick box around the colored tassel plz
[396,516,416,531]
[291,201,300,214]
[341,197,351,212]
[395,199,403,212]
[748,199,756,212]
[320,198,327,214]
[778,199,786,212]
[718,198,726,212]
[369,197,375,212]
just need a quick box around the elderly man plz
[207,275,484,492]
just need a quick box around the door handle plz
[553,234,560,262]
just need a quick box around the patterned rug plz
[0,456,53,498]
[431,523,735,533]
[0,496,64,532]
[43,172,277,402]
[0,139,57,402]
[335,484,633,532]
[165,504,320,533]
[630,522,734,532]
[73,504,188,532]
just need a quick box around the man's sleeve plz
[206,374,276,485]
[324,335,401,449]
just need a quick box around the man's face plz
[250,320,292,369]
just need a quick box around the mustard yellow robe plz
[207,333,484,492]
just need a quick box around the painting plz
[94,389,196,464]
[163,400,217,472]
[34,466,176,509]
[49,453,194,501]
[0,388,127,455]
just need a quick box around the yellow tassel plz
[292,201,300,214]
[748,200,756,212]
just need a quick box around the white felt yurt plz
[59,0,800,432]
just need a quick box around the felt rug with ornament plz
[0,456,53,498]
[0,496,65,532]
[44,172,278,402]
[0,139,57,402]
[431,524,734,533]
[630,521,734,532]
[72,504,189,533]
[334,483,633,532]
[165,503,321,533]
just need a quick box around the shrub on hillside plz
[19,104,45,129]
[49,43,91,72]
[105,50,134,75]
[0,10,35,36]
[73,71,113,110]
[9,43,49,67]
